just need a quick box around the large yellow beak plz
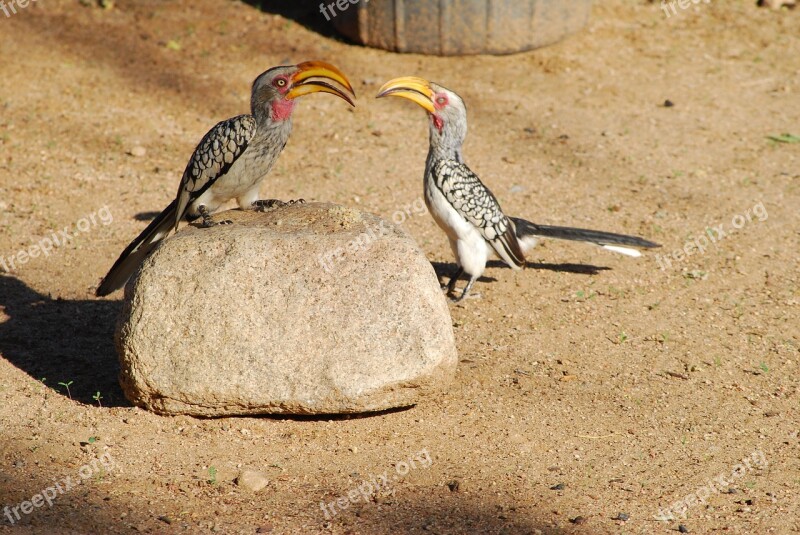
[376,77,436,114]
[287,61,356,106]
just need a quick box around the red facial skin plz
[432,92,449,133]
[270,74,297,122]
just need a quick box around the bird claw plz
[198,206,219,228]
[218,219,233,226]
[252,198,306,212]
[449,292,480,304]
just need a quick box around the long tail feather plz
[96,200,178,296]
[511,217,660,256]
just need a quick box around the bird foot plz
[252,198,306,212]
[198,205,226,228]
[200,218,232,228]
[449,292,481,304]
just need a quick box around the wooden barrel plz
[331,0,593,56]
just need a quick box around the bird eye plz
[436,96,447,105]
[275,78,287,88]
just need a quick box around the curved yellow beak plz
[376,76,436,114]
[287,61,356,107]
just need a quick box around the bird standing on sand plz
[377,77,659,302]
[96,61,355,297]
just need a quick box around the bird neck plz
[254,115,293,147]
[427,117,466,162]
[252,96,296,125]
[252,102,293,135]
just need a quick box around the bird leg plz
[445,267,464,293]
[251,199,306,212]
[451,275,478,303]
[198,205,232,227]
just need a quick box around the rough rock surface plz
[115,202,457,416]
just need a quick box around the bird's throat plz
[270,99,297,122]
[432,115,444,134]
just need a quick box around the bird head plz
[252,61,355,122]
[376,77,467,152]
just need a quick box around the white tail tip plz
[602,245,642,257]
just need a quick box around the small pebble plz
[235,469,269,492]
[664,99,675,107]
[128,146,146,157]
[550,483,565,490]
[614,512,630,521]
[678,525,689,533]
[570,516,587,525]
[446,480,460,492]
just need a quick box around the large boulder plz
[115,202,458,416]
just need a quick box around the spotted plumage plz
[430,159,524,267]
[175,114,257,227]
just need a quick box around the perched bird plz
[96,61,355,297]
[377,77,660,302]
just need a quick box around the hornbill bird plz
[96,61,355,297]
[377,77,660,302]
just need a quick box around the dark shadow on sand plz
[0,276,126,407]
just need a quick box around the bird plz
[96,61,355,297]
[376,77,660,302]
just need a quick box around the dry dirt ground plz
[1,1,798,533]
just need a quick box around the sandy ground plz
[0,0,798,533]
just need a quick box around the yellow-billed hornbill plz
[96,61,355,297]
[377,77,659,302]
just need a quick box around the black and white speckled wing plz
[431,159,525,267]
[174,114,257,229]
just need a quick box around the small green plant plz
[88,436,98,444]
[619,332,629,344]
[767,133,800,144]
[58,380,74,399]
[207,466,217,485]
[759,362,769,373]
[92,391,103,407]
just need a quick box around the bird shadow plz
[520,261,612,275]
[133,211,161,222]
[431,260,611,282]
[0,276,127,407]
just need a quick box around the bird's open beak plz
[376,77,436,114]
[287,61,356,107]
